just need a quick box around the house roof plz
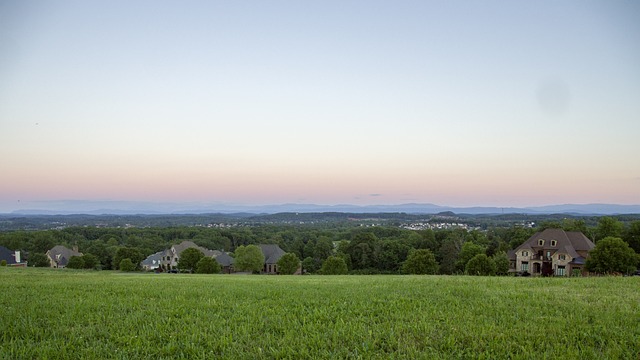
[141,251,164,266]
[213,252,234,267]
[46,245,82,265]
[171,241,217,257]
[515,228,594,258]
[0,246,18,264]
[259,244,286,264]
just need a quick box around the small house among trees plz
[46,245,82,268]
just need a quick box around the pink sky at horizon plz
[1,1,639,213]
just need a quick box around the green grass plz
[1,268,638,359]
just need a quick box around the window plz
[522,251,529,257]
[551,240,557,247]
[559,254,566,260]
[521,262,529,272]
[538,239,545,246]
[556,266,565,276]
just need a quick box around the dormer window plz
[559,254,566,260]
[538,239,544,246]
[522,251,529,257]
[551,240,557,247]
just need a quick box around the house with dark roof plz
[141,251,164,271]
[155,240,234,272]
[0,246,26,267]
[511,228,595,276]
[46,245,82,268]
[259,244,286,274]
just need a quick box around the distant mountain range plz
[5,201,640,215]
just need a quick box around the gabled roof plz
[46,245,82,264]
[515,229,594,257]
[171,241,217,257]
[0,246,18,264]
[259,244,286,264]
[213,252,234,267]
[141,251,164,266]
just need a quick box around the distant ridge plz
[5,201,640,215]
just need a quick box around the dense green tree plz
[234,245,265,273]
[465,254,497,276]
[595,217,624,242]
[113,247,144,270]
[623,221,640,254]
[455,242,486,272]
[586,237,638,274]
[30,232,56,253]
[28,253,51,267]
[86,241,113,270]
[178,248,204,272]
[82,254,99,269]
[302,256,319,274]
[119,258,135,272]
[66,256,85,269]
[493,251,510,275]
[402,249,439,275]
[320,256,348,275]
[195,257,220,274]
[313,237,334,261]
[277,253,300,275]
[437,235,462,275]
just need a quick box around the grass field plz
[1,268,638,359]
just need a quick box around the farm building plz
[0,246,27,267]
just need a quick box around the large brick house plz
[511,228,595,276]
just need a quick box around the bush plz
[28,253,51,267]
[277,253,300,275]
[586,236,638,274]
[196,257,220,274]
[82,254,100,270]
[66,256,85,269]
[234,245,265,273]
[119,258,136,272]
[402,249,439,275]
[0,260,6,267]
[178,248,204,273]
[465,254,496,276]
[320,256,348,275]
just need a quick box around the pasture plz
[1,268,638,359]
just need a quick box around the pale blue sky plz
[1,1,639,212]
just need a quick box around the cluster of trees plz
[0,216,638,275]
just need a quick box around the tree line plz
[1,216,638,275]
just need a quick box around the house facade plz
[46,245,82,268]
[512,228,594,276]
[259,244,286,274]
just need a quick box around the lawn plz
[1,268,638,359]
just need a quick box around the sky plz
[1,0,639,213]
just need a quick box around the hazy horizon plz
[2,1,639,213]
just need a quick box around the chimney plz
[14,251,21,263]
[72,246,79,253]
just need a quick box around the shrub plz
[277,253,300,275]
[119,258,135,272]
[196,257,220,274]
[66,256,85,269]
[178,248,204,273]
[465,254,496,276]
[402,249,439,274]
[29,253,51,267]
[0,260,6,267]
[320,256,348,275]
